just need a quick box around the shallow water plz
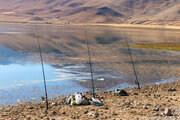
[0,22,180,105]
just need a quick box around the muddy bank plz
[0,80,179,120]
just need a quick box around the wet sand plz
[0,80,179,120]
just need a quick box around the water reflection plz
[0,23,180,105]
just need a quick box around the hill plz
[0,0,179,25]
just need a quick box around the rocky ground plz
[0,80,180,120]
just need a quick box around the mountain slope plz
[0,0,179,25]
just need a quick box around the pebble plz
[153,113,159,116]
[143,105,148,109]
[27,106,34,109]
[51,103,55,105]
[112,112,117,115]
[44,110,48,114]
[61,111,66,114]
[154,105,160,111]
[44,117,50,120]
[71,116,76,119]
[84,109,88,114]
[51,111,56,115]
[25,116,31,120]
[104,106,109,110]
[168,88,176,92]
[160,108,165,111]
[87,112,98,118]
[146,103,152,106]
[164,108,173,116]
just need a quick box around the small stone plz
[154,105,160,111]
[168,88,176,92]
[52,102,58,106]
[50,119,55,120]
[164,108,173,116]
[143,105,148,109]
[104,106,109,110]
[25,116,31,120]
[44,110,48,114]
[112,112,117,115]
[160,108,165,111]
[114,89,129,96]
[153,113,159,116]
[27,106,34,109]
[130,106,135,108]
[62,111,66,114]
[134,93,138,95]
[84,109,88,114]
[87,112,98,118]
[146,103,152,106]
[71,116,76,119]
[44,117,50,120]
[40,105,43,108]
[51,111,56,115]
[156,94,161,97]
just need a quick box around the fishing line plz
[124,32,140,89]
[35,32,49,110]
[84,26,95,98]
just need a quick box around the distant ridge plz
[0,0,179,25]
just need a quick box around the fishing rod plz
[84,26,95,98]
[124,32,140,89]
[35,33,49,110]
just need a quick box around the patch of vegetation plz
[31,17,43,21]
[104,42,180,51]
[95,37,120,44]
[45,22,52,24]
[26,12,34,15]
[97,7,123,17]
[134,42,180,51]
[50,9,61,13]
[68,2,84,7]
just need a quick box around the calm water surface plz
[0,22,180,105]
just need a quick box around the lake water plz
[0,22,180,105]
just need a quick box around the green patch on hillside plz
[104,42,180,51]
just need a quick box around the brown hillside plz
[0,0,179,25]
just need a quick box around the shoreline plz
[1,21,180,31]
[0,80,179,119]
